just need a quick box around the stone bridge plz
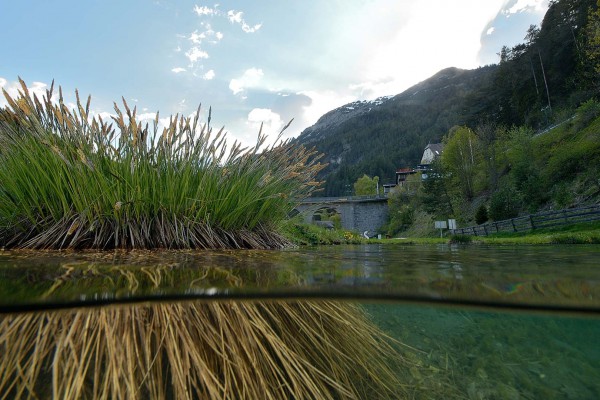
[294,196,389,236]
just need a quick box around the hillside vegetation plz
[384,100,600,236]
[296,0,599,199]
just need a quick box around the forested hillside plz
[296,0,599,197]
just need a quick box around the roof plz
[425,143,444,156]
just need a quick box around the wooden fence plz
[451,204,600,236]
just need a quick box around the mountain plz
[295,66,497,196]
[295,0,598,197]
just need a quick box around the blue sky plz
[1,0,549,146]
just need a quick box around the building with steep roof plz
[420,143,444,165]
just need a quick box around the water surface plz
[1,244,599,398]
[1,244,599,312]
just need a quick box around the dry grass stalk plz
[0,301,408,399]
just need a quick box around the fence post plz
[483,224,488,236]
[511,219,517,232]
[529,215,535,230]
[494,222,499,233]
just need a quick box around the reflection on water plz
[1,244,599,398]
[1,244,599,311]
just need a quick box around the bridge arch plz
[293,196,388,235]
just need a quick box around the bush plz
[573,99,600,131]
[551,183,574,209]
[449,235,473,244]
[475,204,488,225]
[0,80,325,249]
[489,186,521,221]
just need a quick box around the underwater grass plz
[0,300,412,400]
[0,79,324,250]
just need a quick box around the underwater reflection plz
[1,244,599,312]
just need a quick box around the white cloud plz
[185,47,209,64]
[229,68,264,95]
[171,67,187,73]
[487,27,495,35]
[241,22,262,33]
[297,90,356,129]
[229,80,245,96]
[245,108,285,144]
[93,111,116,122]
[227,10,243,24]
[193,5,217,16]
[506,0,547,14]
[216,32,224,40]
[189,30,205,44]
[203,69,215,80]
[136,112,158,121]
[227,10,262,33]
[360,0,506,98]
[0,78,49,107]
[247,108,283,129]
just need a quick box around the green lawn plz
[366,221,600,245]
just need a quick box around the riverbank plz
[284,220,600,246]
[368,221,600,245]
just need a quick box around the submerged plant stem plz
[0,300,407,399]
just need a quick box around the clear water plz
[1,244,599,398]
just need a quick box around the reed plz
[0,79,324,250]
[0,300,409,399]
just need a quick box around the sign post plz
[434,220,447,238]
[448,219,457,231]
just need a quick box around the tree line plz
[309,0,599,199]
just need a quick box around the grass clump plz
[448,234,473,244]
[0,79,324,250]
[280,217,364,245]
[0,301,408,399]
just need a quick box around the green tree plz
[475,123,504,191]
[420,158,454,218]
[505,127,547,211]
[386,173,421,234]
[475,204,489,225]
[353,174,380,196]
[584,1,600,70]
[489,183,522,221]
[441,126,481,200]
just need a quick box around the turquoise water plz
[367,304,600,399]
[1,244,599,398]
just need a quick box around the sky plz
[1,0,549,146]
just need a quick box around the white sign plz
[448,219,457,230]
[434,221,447,229]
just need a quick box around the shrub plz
[489,185,521,221]
[0,80,324,249]
[475,204,489,225]
[573,99,600,131]
[551,182,574,209]
[449,235,473,244]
